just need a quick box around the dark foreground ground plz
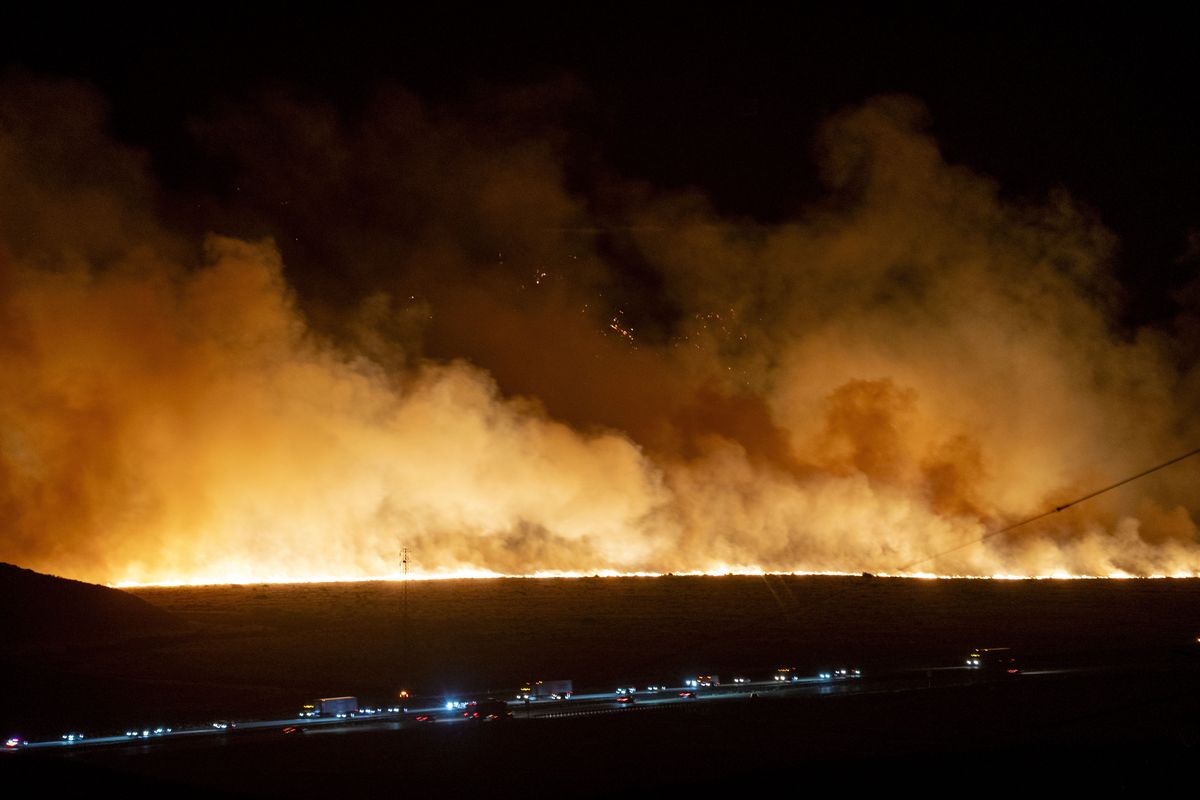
[3,575,1200,795]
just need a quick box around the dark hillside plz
[0,563,183,649]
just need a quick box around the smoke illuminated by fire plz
[1,79,1197,585]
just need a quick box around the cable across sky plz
[899,445,1200,573]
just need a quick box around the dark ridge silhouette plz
[0,563,183,649]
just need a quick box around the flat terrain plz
[4,575,1200,795]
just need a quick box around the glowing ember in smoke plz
[0,83,1198,586]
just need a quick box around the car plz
[4,737,23,750]
[679,690,696,699]
[412,713,435,723]
[966,647,1020,674]
[615,695,636,706]
[463,699,512,721]
[817,668,862,680]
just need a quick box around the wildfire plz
[1,84,1198,589]
[111,567,1198,589]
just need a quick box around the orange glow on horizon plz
[112,566,1200,589]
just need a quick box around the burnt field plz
[5,575,1200,795]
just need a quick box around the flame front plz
[0,83,1198,586]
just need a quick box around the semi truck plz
[965,647,1020,674]
[300,696,358,717]
[518,679,573,700]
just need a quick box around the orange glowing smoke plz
[0,81,1197,585]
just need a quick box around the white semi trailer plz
[300,696,358,717]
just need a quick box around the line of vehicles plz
[4,647,1022,750]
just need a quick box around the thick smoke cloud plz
[1,79,1196,584]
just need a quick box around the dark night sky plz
[3,8,1197,326]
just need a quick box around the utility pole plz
[401,546,409,606]
[399,545,411,706]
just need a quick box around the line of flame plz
[113,566,1200,589]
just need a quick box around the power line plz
[755,444,1200,627]
[898,444,1200,573]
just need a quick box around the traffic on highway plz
[3,648,1045,754]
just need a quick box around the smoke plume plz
[1,79,1196,584]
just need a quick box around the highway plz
[3,663,1077,754]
